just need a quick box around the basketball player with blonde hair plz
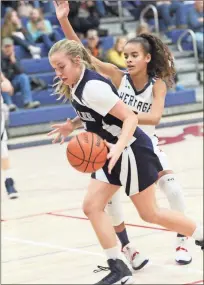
[53,0,203,267]
[48,38,203,284]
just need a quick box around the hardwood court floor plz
[1,123,203,284]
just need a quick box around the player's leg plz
[158,169,192,264]
[130,183,203,250]
[123,138,203,252]
[154,136,192,264]
[1,156,18,199]
[83,178,134,285]
[107,191,149,270]
[1,113,18,199]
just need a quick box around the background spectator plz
[136,22,151,35]
[17,1,34,17]
[27,8,63,51]
[1,38,40,111]
[94,0,107,18]
[1,0,19,17]
[2,9,41,59]
[106,36,127,69]
[68,1,100,38]
[32,0,55,14]
[123,1,156,21]
[86,29,105,60]
[103,0,119,17]
[156,0,187,31]
[187,1,203,61]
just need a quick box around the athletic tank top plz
[118,72,157,137]
[71,68,143,144]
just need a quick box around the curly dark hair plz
[126,34,176,88]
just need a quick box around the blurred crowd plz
[1,0,203,112]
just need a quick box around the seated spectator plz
[187,1,203,60]
[103,1,119,17]
[106,37,127,69]
[85,30,105,60]
[94,0,107,18]
[1,9,41,59]
[17,1,34,17]
[32,0,55,14]
[1,0,18,17]
[1,38,40,111]
[68,1,100,38]
[123,1,156,21]
[156,0,188,31]
[27,8,63,51]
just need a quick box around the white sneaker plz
[29,45,41,59]
[32,54,41,59]
[122,243,149,271]
[29,45,41,53]
[175,237,192,265]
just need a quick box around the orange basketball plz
[66,132,108,173]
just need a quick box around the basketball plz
[66,132,108,173]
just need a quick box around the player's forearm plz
[137,112,161,126]
[59,17,81,43]
[71,116,83,129]
[116,113,138,150]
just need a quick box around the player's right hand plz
[54,0,70,20]
[47,118,74,144]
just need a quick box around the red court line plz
[184,280,204,285]
[47,212,170,232]
[1,212,47,221]
[1,207,81,222]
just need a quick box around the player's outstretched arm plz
[137,79,167,126]
[106,100,138,174]
[47,117,82,144]
[54,0,123,88]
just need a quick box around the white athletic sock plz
[4,168,13,180]
[191,226,203,241]
[104,246,120,260]
[158,174,185,213]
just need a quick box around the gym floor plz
[2,122,203,284]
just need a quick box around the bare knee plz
[83,200,102,218]
[139,209,159,224]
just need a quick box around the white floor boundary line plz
[4,236,103,257]
[3,236,203,275]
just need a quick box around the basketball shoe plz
[175,236,192,265]
[5,178,18,199]
[195,240,204,250]
[95,259,134,284]
[122,243,149,271]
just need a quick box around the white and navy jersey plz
[70,67,163,195]
[118,72,157,137]
[71,67,143,144]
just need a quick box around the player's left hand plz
[54,0,70,20]
[104,141,123,174]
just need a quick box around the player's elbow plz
[150,113,162,126]
[153,116,161,126]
